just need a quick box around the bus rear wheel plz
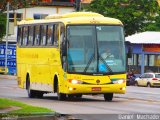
[27,77,36,98]
[104,93,113,101]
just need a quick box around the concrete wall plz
[3,6,74,42]
[15,6,74,19]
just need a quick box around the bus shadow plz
[41,95,121,103]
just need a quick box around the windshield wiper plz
[84,53,113,74]
[99,55,113,73]
[83,53,95,73]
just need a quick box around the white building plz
[3,3,75,42]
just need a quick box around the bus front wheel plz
[104,93,113,101]
[57,83,66,101]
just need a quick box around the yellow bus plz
[16,12,126,101]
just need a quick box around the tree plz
[144,13,160,31]
[85,0,159,36]
[0,13,6,41]
[0,0,39,12]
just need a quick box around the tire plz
[68,94,74,100]
[26,77,36,98]
[104,93,113,101]
[76,94,82,98]
[57,83,66,101]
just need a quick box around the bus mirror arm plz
[127,47,132,58]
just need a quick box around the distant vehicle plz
[135,73,160,87]
[0,67,7,74]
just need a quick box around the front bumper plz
[65,83,126,94]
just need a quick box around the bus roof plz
[45,12,104,19]
[18,12,123,25]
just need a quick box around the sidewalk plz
[0,75,17,80]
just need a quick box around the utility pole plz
[74,0,81,11]
[5,2,9,74]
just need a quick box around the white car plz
[135,73,160,87]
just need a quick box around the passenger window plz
[140,74,145,78]
[47,25,54,45]
[17,27,22,46]
[22,26,28,46]
[34,25,40,46]
[40,25,47,46]
[60,24,65,44]
[28,26,34,46]
[53,24,59,46]
[148,74,153,78]
[155,74,160,78]
[144,74,148,78]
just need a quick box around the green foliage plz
[0,0,39,12]
[0,13,6,41]
[85,0,159,36]
[0,98,54,113]
[144,13,160,31]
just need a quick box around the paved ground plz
[0,75,18,113]
[0,75,16,80]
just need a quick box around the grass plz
[0,98,54,114]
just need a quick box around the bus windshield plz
[67,25,126,74]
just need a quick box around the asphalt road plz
[0,75,160,120]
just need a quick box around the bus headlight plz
[68,79,83,84]
[113,79,125,84]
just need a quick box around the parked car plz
[135,73,160,87]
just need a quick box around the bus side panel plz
[34,48,52,91]
[17,47,23,88]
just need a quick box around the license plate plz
[92,87,101,91]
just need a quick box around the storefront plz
[125,31,160,75]
[0,42,16,75]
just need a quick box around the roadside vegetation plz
[85,0,160,36]
[0,98,54,116]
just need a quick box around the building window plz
[147,54,160,66]
[128,54,142,66]
[9,13,22,22]
[33,14,48,19]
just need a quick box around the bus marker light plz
[69,87,73,91]
[120,87,126,91]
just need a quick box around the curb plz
[0,75,17,80]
